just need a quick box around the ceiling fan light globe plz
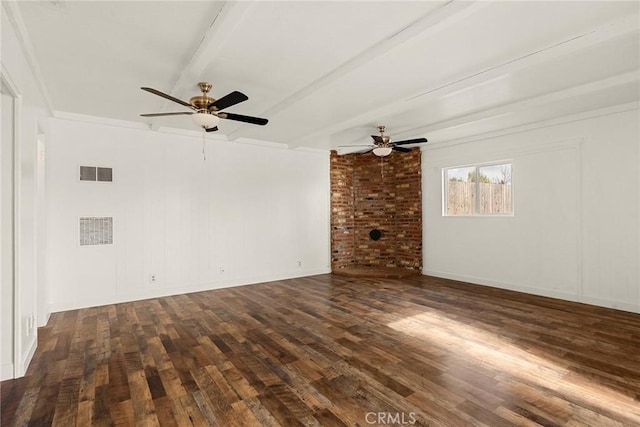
[372,147,392,157]
[191,112,220,128]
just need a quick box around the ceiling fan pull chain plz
[202,129,207,161]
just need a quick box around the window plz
[444,162,512,216]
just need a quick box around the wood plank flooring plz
[2,274,640,426]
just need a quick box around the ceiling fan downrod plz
[191,82,215,111]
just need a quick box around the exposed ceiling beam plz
[150,1,253,130]
[401,70,639,140]
[226,0,489,140]
[291,13,640,148]
[422,101,639,150]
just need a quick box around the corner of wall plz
[1,363,15,381]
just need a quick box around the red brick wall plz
[330,153,355,269]
[330,149,422,271]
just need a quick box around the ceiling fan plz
[140,82,268,132]
[338,126,428,156]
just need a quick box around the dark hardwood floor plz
[2,274,640,426]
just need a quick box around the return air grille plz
[80,166,112,182]
[79,217,113,246]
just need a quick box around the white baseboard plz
[579,295,640,314]
[423,269,640,314]
[39,304,52,327]
[1,363,14,381]
[423,269,579,301]
[50,268,331,313]
[21,335,37,375]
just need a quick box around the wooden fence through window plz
[446,181,512,215]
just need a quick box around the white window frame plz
[442,160,514,217]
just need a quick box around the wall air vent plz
[79,217,113,246]
[97,167,112,182]
[80,166,112,182]
[79,165,96,181]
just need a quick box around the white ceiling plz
[11,1,640,151]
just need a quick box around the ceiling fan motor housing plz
[191,82,216,111]
[190,95,215,111]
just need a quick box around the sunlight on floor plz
[388,311,640,424]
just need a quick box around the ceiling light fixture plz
[372,146,392,157]
[191,112,220,129]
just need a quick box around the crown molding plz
[54,111,151,130]
[2,0,54,115]
[234,137,288,150]
[292,146,329,155]
[53,110,233,141]
[156,126,228,142]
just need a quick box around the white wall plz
[1,9,49,379]
[422,107,640,313]
[47,118,330,311]
[17,106,39,371]
[35,132,47,330]
[1,87,16,380]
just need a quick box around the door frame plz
[1,62,23,378]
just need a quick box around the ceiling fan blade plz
[219,112,268,126]
[208,91,248,111]
[339,147,373,155]
[393,137,428,146]
[141,87,193,108]
[371,135,384,144]
[392,146,412,153]
[205,126,219,133]
[140,112,194,117]
[337,144,375,148]
[337,146,374,154]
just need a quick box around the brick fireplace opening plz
[330,149,422,276]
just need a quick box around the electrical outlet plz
[297,260,302,268]
[150,274,157,284]
[219,268,225,274]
